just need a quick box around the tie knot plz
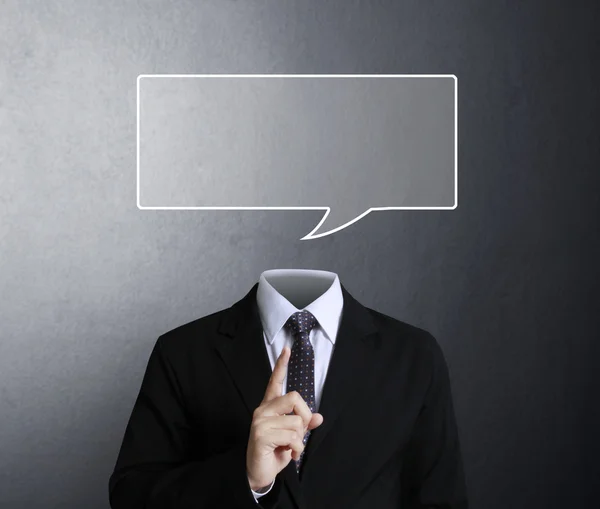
[285,310,318,336]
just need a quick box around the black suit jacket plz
[109,283,468,509]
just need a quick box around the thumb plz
[308,412,324,430]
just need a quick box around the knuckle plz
[252,425,266,440]
[251,417,265,432]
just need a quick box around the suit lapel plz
[299,284,379,476]
[214,284,273,416]
[214,284,306,509]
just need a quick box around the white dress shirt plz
[251,269,344,501]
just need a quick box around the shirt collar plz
[256,269,344,345]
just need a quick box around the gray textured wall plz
[1,1,598,508]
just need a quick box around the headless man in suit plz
[109,269,468,508]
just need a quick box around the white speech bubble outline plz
[136,74,458,240]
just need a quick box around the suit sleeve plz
[108,337,283,509]
[400,333,469,509]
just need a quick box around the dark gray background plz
[1,1,598,508]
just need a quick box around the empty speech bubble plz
[137,74,457,239]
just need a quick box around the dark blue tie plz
[285,310,318,473]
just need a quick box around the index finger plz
[263,346,290,402]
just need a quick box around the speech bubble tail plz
[300,208,372,240]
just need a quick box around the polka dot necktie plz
[284,310,318,473]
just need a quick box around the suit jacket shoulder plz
[366,306,446,370]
